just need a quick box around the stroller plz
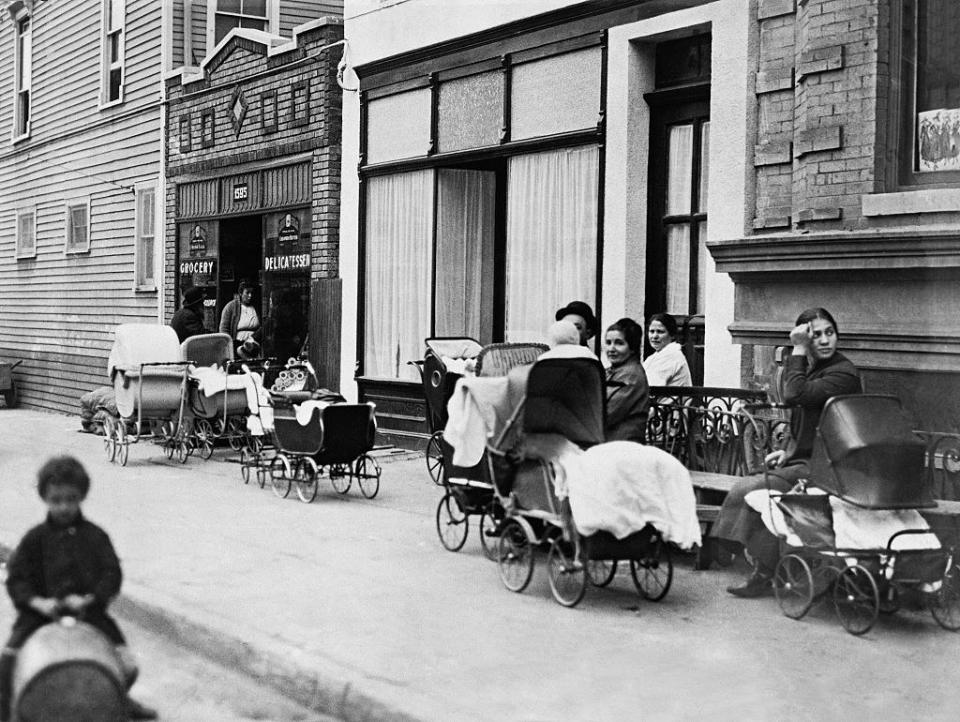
[755,395,960,635]
[411,337,484,485]
[180,333,270,459]
[250,360,381,502]
[105,324,191,465]
[432,341,548,559]
[487,357,676,607]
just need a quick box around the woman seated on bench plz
[712,307,862,597]
[603,317,649,442]
[642,312,692,387]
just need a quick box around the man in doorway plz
[170,287,207,343]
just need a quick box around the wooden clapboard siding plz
[280,1,343,35]
[0,0,164,415]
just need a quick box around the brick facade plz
[164,19,344,324]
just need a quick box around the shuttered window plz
[65,200,91,254]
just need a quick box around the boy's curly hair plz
[37,456,90,499]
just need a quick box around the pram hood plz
[522,357,606,447]
[108,324,180,379]
[809,394,935,509]
[180,333,234,367]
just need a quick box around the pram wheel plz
[496,520,534,593]
[294,457,319,504]
[774,554,814,620]
[833,564,879,636]
[426,431,445,486]
[586,559,618,588]
[240,448,252,484]
[116,423,129,467]
[175,439,190,464]
[479,504,501,562]
[354,454,381,499]
[547,540,587,607]
[329,464,352,494]
[194,419,214,460]
[102,417,117,463]
[629,535,673,602]
[270,455,292,498]
[435,492,469,551]
[931,562,960,631]
[227,417,245,451]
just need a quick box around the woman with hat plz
[169,287,208,343]
[554,300,597,347]
[219,280,262,358]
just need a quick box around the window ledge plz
[98,98,125,111]
[862,188,960,217]
[135,284,157,294]
[11,130,30,145]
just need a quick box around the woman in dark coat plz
[169,287,207,343]
[714,307,861,597]
[603,317,650,443]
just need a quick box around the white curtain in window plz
[435,169,495,340]
[364,170,434,379]
[666,123,693,215]
[505,145,599,342]
[665,224,690,314]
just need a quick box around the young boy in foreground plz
[0,456,157,720]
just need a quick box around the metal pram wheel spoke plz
[355,454,381,499]
[240,448,252,484]
[102,417,117,463]
[586,559,618,588]
[774,554,814,620]
[833,563,879,636]
[478,503,502,562]
[194,418,215,460]
[270,455,292,499]
[496,520,534,593]
[548,539,587,607]
[629,532,673,602]
[330,464,352,494]
[931,562,960,631]
[435,492,469,551]
[426,431,445,486]
[294,457,319,504]
[116,422,129,467]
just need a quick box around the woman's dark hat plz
[554,300,597,332]
[183,287,205,308]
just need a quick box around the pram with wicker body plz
[752,394,960,635]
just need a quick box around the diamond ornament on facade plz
[231,87,248,136]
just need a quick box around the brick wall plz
[163,19,344,322]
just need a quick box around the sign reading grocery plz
[264,253,310,272]
[179,259,216,275]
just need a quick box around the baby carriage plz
[105,324,191,465]
[180,333,270,459]
[753,395,960,635]
[252,360,382,502]
[411,337,483,485]
[433,341,548,559]
[488,357,688,607]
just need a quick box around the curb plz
[0,543,423,722]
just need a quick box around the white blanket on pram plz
[293,399,333,426]
[188,366,273,435]
[445,376,513,467]
[523,437,701,550]
[745,488,940,551]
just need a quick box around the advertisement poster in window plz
[917,108,960,172]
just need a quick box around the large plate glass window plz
[364,170,434,379]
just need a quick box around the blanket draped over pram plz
[745,488,939,551]
[521,436,701,549]
[187,365,273,434]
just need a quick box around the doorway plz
[217,215,263,331]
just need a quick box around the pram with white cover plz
[749,394,960,635]
[106,324,190,465]
[487,357,700,607]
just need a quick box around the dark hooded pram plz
[429,341,548,559]
[246,359,382,503]
[759,395,960,635]
[487,357,673,607]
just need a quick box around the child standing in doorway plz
[0,456,157,720]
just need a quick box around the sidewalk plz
[1,410,958,722]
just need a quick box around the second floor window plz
[214,0,267,45]
[103,0,125,104]
[14,16,30,137]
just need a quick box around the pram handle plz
[886,528,944,554]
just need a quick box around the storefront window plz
[899,0,960,183]
[262,208,311,362]
[504,145,599,341]
[364,170,434,379]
